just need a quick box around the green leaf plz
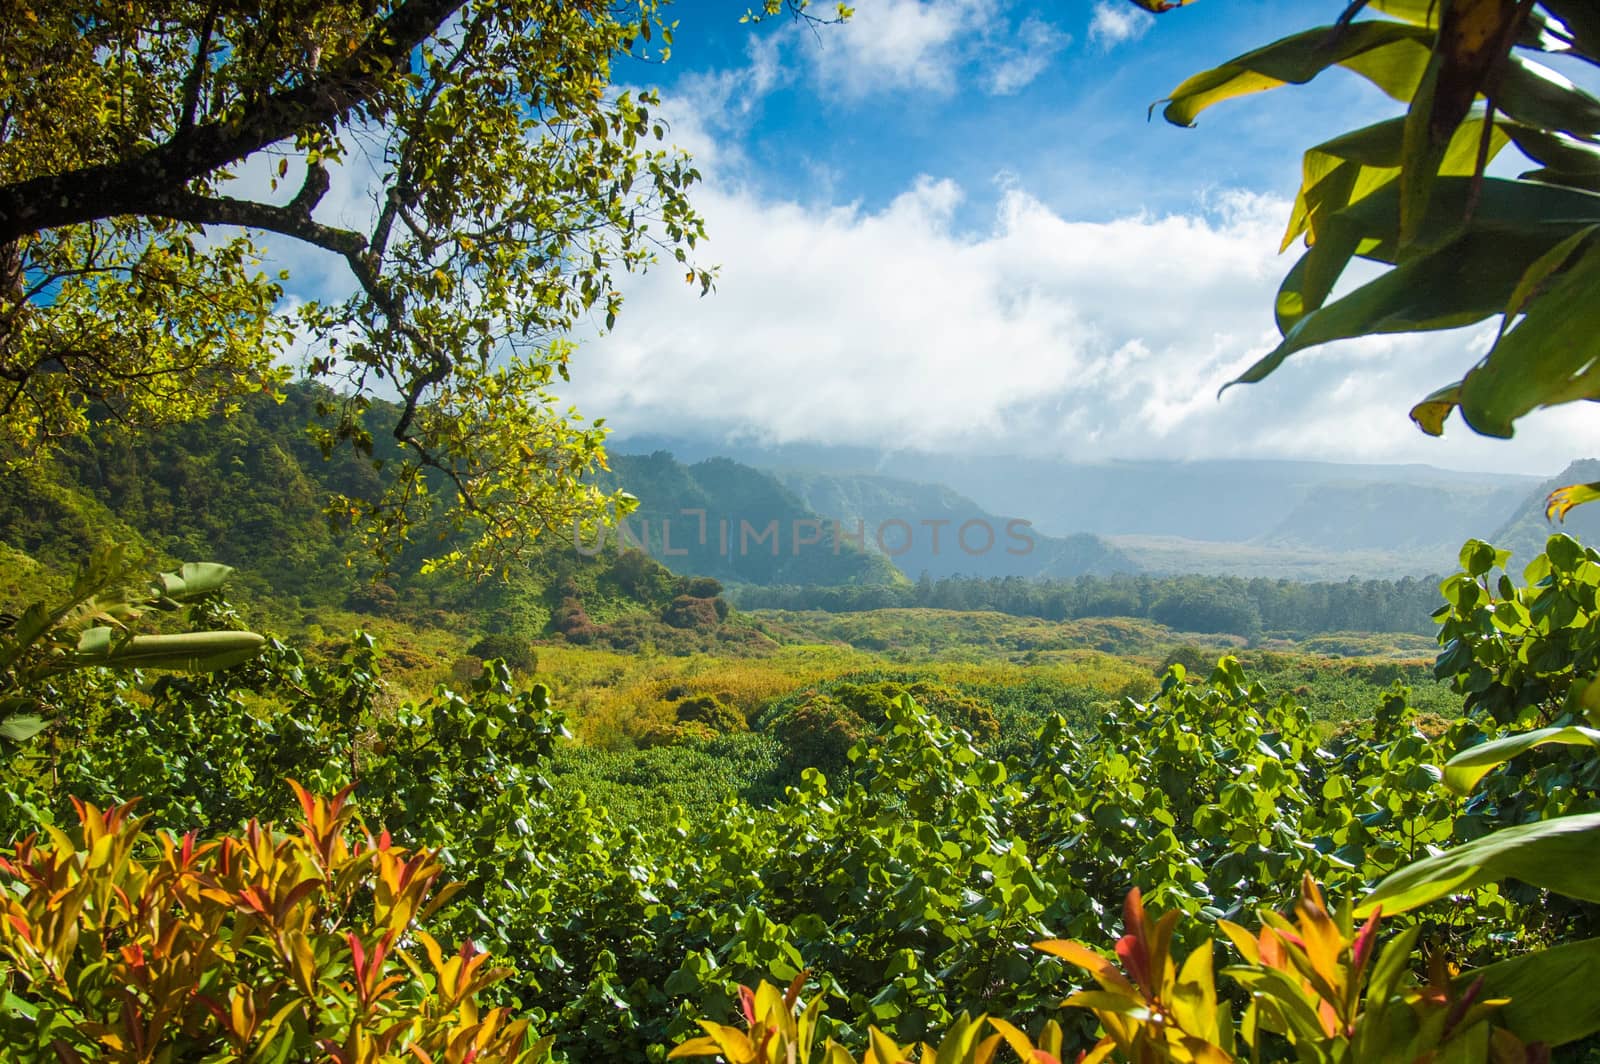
[1282,112,1510,254]
[1461,936,1600,1046]
[1443,726,1600,794]
[1498,224,1600,335]
[1459,539,1498,577]
[1496,56,1600,141]
[1505,125,1600,193]
[1273,176,1600,338]
[1359,812,1600,916]
[0,714,48,743]
[155,562,236,600]
[74,629,266,672]
[1159,21,1434,128]
[1457,230,1600,436]
[1230,229,1551,390]
[1544,0,1600,57]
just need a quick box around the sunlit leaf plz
[1360,812,1600,915]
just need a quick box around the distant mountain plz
[1258,480,1529,554]
[596,453,904,586]
[1490,460,1600,572]
[612,434,1556,578]
[772,469,1137,580]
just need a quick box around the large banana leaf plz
[1496,55,1600,138]
[1456,230,1600,435]
[1443,725,1600,793]
[1461,936,1600,1047]
[1233,228,1559,390]
[1282,113,1510,253]
[74,628,265,672]
[1274,175,1600,338]
[1359,811,1600,916]
[1160,21,1435,128]
[1508,122,1600,191]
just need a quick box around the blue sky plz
[640,1,1393,223]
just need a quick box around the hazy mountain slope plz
[598,453,904,586]
[1491,460,1600,570]
[608,435,1548,560]
[774,469,1138,580]
[1259,481,1529,554]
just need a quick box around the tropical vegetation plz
[7,0,1600,1061]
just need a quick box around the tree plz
[1137,0,1600,510]
[1,0,713,575]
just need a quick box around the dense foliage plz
[5,536,1581,1058]
[1,0,714,575]
[735,571,1445,637]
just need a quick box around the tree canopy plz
[1,0,714,574]
[1143,0,1600,507]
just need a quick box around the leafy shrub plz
[664,874,1548,1063]
[0,784,547,1062]
[770,693,868,773]
[667,974,1065,1064]
[676,694,748,734]
[1041,877,1539,1062]
[665,595,723,631]
[470,632,540,673]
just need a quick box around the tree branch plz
[176,1,220,134]
[141,178,367,260]
[0,0,467,244]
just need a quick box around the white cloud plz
[564,121,1600,477]
[983,15,1072,95]
[675,32,789,135]
[1088,1,1154,50]
[780,0,1068,98]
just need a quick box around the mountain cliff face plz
[1491,460,1600,571]
[1257,480,1530,554]
[773,470,1138,580]
[596,453,905,586]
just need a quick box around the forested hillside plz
[773,469,1137,579]
[1492,459,1600,568]
[0,387,772,659]
[596,452,905,586]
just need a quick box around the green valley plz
[9,1,1600,1061]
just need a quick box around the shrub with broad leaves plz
[0,782,549,1063]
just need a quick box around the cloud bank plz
[569,123,1600,476]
